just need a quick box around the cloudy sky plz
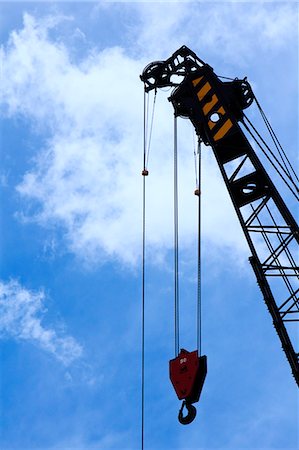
[0,2,298,449]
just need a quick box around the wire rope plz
[141,172,146,450]
[243,114,297,189]
[196,139,202,355]
[143,89,148,170]
[141,87,147,450]
[174,114,180,357]
[241,116,299,201]
[145,90,157,171]
[217,74,235,81]
[254,96,299,184]
[193,129,199,189]
[141,88,157,449]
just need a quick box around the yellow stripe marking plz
[213,119,233,141]
[197,82,211,101]
[203,94,218,115]
[208,120,216,130]
[192,76,203,87]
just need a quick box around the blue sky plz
[0,2,298,449]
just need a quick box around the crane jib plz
[191,76,234,141]
[141,46,299,396]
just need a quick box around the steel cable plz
[241,116,299,201]
[174,114,180,356]
[254,96,299,184]
[196,139,202,355]
[141,87,147,450]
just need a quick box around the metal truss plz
[141,46,299,386]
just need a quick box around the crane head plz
[140,45,209,92]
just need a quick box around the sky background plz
[0,1,298,449]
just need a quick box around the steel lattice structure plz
[141,46,299,386]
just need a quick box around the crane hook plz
[178,400,197,425]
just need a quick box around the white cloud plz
[1,5,296,267]
[0,12,247,268]
[133,2,298,64]
[0,279,83,365]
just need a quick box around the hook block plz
[169,349,207,404]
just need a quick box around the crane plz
[140,46,299,424]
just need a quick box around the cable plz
[243,114,297,189]
[254,96,299,185]
[196,139,202,355]
[141,88,157,449]
[141,172,146,450]
[242,116,299,201]
[193,129,199,189]
[143,89,147,170]
[217,74,235,81]
[174,114,180,356]
[145,90,157,171]
[141,87,148,450]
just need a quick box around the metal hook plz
[178,400,197,425]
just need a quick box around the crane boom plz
[141,46,299,386]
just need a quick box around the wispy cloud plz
[0,279,83,365]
